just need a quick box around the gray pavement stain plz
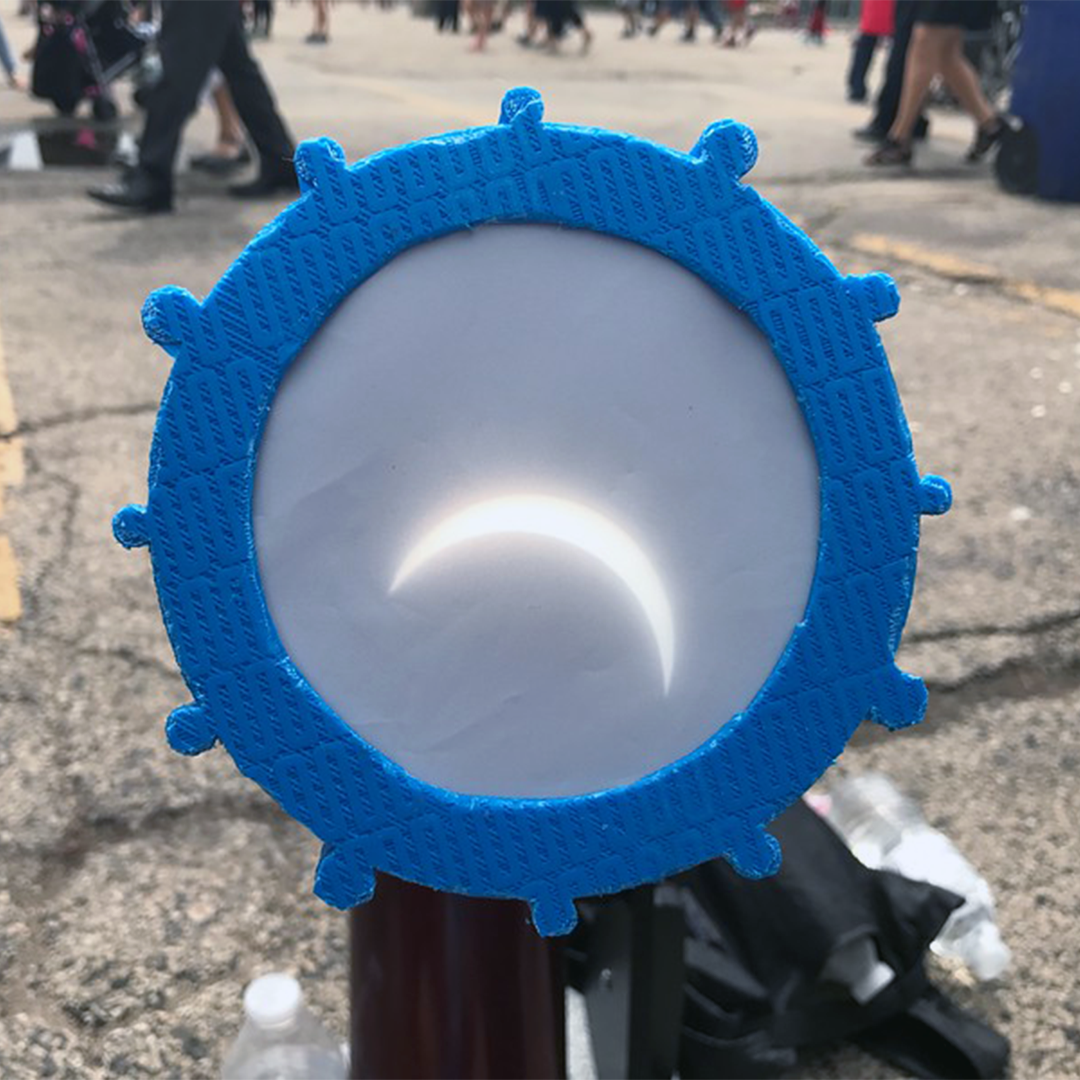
[1,4,1079,1077]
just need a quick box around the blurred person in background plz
[853,0,928,144]
[616,0,641,39]
[516,1,541,47]
[805,0,828,44]
[250,0,273,39]
[719,0,752,47]
[434,0,460,33]
[464,0,496,51]
[306,0,329,43]
[847,0,894,102]
[189,74,252,175]
[88,0,296,213]
[535,0,592,52]
[649,1,723,43]
[0,12,25,89]
[866,0,1004,165]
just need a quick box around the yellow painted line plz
[1005,281,1080,321]
[850,232,1080,320]
[0,308,23,623]
[351,76,492,128]
[850,233,999,283]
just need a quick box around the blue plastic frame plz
[114,88,950,935]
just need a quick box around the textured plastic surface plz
[114,88,950,936]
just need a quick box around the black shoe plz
[190,145,252,176]
[853,123,888,143]
[87,169,172,213]
[228,159,300,199]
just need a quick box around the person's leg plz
[869,0,918,134]
[541,0,567,50]
[0,15,22,87]
[138,1,235,190]
[568,2,591,50]
[90,0,235,209]
[217,5,295,185]
[682,2,699,41]
[308,0,329,42]
[889,23,946,144]
[517,1,539,44]
[847,32,877,100]
[722,0,745,46]
[258,0,274,37]
[469,0,494,50]
[649,2,671,36]
[213,82,245,152]
[190,77,252,173]
[938,27,995,126]
[699,0,722,38]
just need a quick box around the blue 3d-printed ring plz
[114,87,950,935]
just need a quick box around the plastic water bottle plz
[822,773,1011,981]
[221,973,347,1080]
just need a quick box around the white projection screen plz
[253,224,820,799]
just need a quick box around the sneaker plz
[966,115,1006,163]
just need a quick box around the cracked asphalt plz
[1,5,1079,1077]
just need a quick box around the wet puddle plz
[0,122,136,170]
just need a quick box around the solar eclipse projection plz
[115,89,951,934]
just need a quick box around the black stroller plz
[30,0,153,121]
[970,0,1024,107]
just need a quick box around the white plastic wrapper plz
[254,225,819,798]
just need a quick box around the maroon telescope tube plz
[349,875,566,1079]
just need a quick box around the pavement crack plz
[36,632,180,682]
[905,606,1080,645]
[0,401,158,442]
[0,689,39,707]
[71,641,178,680]
[13,447,81,623]
[856,650,1080,745]
[925,653,1080,700]
[15,792,284,884]
[801,207,842,235]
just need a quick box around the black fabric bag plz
[30,21,87,115]
[671,801,1010,1079]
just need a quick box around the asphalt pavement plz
[1,4,1078,1077]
